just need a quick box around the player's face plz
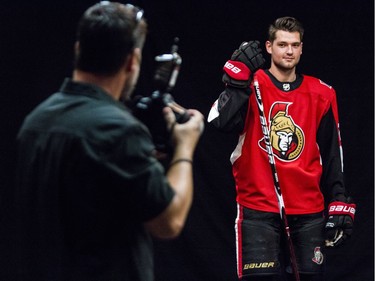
[266,30,303,71]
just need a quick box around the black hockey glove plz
[231,40,265,72]
[325,197,356,247]
[222,41,265,88]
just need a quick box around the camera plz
[131,38,189,154]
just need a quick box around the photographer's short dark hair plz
[75,2,147,76]
[268,16,304,42]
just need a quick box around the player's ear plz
[265,41,272,54]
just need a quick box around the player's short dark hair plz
[268,16,304,42]
[74,2,147,76]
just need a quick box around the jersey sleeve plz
[317,105,347,203]
[207,85,251,133]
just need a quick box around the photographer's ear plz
[125,48,142,74]
[74,41,79,56]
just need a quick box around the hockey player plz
[208,16,356,281]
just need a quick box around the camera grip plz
[162,93,190,124]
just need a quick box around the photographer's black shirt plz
[13,79,175,281]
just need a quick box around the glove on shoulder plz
[325,197,356,247]
[222,40,265,88]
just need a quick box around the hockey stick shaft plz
[253,77,300,281]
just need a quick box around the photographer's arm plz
[144,107,204,239]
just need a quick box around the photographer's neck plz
[73,69,125,101]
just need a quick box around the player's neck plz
[268,67,296,83]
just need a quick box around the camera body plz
[132,38,189,154]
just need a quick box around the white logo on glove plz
[329,205,356,215]
[224,61,241,74]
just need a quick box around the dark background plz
[0,0,373,280]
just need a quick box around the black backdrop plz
[0,1,373,280]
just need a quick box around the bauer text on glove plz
[325,199,356,247]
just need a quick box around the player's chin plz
[275,61,296,71]
[281,62,297,70]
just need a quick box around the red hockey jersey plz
[209,69,345,215]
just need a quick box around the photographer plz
[13,2,204,281]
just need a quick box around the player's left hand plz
[325,197,356,247]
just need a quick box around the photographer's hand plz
[163,107,204,159]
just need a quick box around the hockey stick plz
[253,77,300,281]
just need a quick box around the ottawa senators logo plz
[312,247,324,265]
[258,102,304,161]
